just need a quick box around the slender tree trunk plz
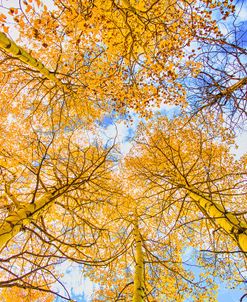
[0,171,94,250]
[0,192,54,251]
[133,218,144,302]
[186,186,247,252]
[0,32,67,89]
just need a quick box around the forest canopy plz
[0,0,246,301]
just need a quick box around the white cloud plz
[100,118,138,156]
[233,130,247,159]
[53,261,96,301]
[236,3,247,22]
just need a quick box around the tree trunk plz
[0,192,53,251]
[0,32,67,89]
[133,218,144,302]
[187,186,247,253]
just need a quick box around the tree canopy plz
[0,0,246,301]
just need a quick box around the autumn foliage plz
[0,0,246,301]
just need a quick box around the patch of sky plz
[98,103,182,158]
[64,126,72,133]
[232,129,247,159]
[127,127,135,139]
[158,104,181,119]
[216,0,247,46]
[182,247,246,302]
[32,160,40,167]
[53,262,96,302]
[99,113,138,156]
[99,115,115,128]
[236,0,247,23]
[215,275,246,301]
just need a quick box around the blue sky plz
[53,259,246,302]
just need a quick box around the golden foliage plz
[0,0,245,300]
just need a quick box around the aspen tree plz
[186,187,247,252]
[125,117,247,253]
[0,32,67,89]
[0,192,53,251]
[133,216,144,302]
